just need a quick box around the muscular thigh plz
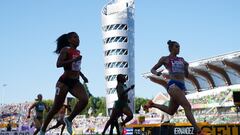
[110,108,120,120]
[168,97,179,114]
[56,82,68,95]
[53,82,69,106]
[168,86,191,108]
[34,118,42,129]
[122,106,132,116]
[69,82,88,100]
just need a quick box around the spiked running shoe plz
[64,117,73,135]
[39,130,45,135]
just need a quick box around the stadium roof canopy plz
[142,51,240,94]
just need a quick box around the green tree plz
[95,97,106,116]
[43,99,53,108]
[83,96,107,117]
[42,99,53,119]
[134,97,149,113]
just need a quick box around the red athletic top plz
[64,47,81,71]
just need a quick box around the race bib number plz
[171,60,184,73]
[56,87,60,95]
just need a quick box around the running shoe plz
[39,130,45,135]
[119,122,125,135]
[63,117,73,135]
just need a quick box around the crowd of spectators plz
[171,107,239,124]
[1,88,240,134]
[0,102,32,130]
[188,89,233,108]
[169,89,240,124]
[0,102,110,134]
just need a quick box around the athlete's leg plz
[60,123,65,135]
[121,106,133,126]
[47,121,62,131]
[102,108,119,135]
[169,86,200,132]
[109,122,114,135]
[67,82,89,121]
[64,82,88,134]
[102,119,112,135]
[41,82,68,132]
[109,119,120,135]
[115,120,121,135]
[33,118,41,135]
[149,97,179,115]
[33,128,40,135]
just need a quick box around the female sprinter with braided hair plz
[40,32,89,135]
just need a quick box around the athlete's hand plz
[82,76,88,83]
[130,85,135,89]
[156,72,162,76]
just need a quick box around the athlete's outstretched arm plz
[79,71,88,83]
[151,56,166,76]
[27,103,36,118]
[44,102,49,112]
[122,85,135,96]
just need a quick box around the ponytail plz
[54,32,76,54]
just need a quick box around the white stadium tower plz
[101,0,135,114]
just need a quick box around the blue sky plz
[0,0,239,104]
